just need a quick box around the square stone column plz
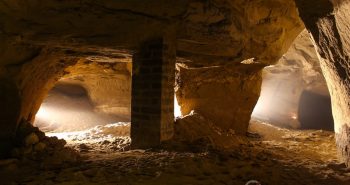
[131,37,175,148]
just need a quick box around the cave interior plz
[1,0,350,184]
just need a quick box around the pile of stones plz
[9,121,79,168]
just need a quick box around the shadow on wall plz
[0,78,21,156]
[298,90,334,131]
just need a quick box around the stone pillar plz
[131,37,175,148]
[295,0,350,166]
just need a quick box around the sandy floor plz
[1,121,350,185]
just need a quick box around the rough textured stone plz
[295,0,350,166]
[33,142,46,152]
[178,0,303,65]
[174,111,242,149]
[24,133,39,146]
[336,125,350,166]
[277,30,328,94]
[62,60,132,120]
[0,0,302,64]
[176,63,264,134]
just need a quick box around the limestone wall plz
[176,63,263,134]
[63,60,132,121]
[295,0,350,166]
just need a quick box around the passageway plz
[252,30,334,131]
[1,1,350,184]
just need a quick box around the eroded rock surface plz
[176,63,263,134]
[62,59,132,120]
[0,0,303,63]
[295,0,350,166]
[174,111,244,150]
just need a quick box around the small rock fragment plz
[34,142,46,152]
[25,133,39,146]
[79,143,90,151]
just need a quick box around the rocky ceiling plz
[0,0,303,67]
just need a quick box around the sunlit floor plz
[1,121,350,185]
[46,122,131,153]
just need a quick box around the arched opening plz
[251,30,334,131]
[35,82,117,132]
[33,60,133,152]
[298,90,334,130]
[248,30,340,177]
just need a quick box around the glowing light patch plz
[174,95,182,118]
[251,96,269,121]
[45,122,131,146]
[46,131,85,140]
[36,106,48,120]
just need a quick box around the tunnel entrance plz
[34,82,123,132]
[251,69,334,131]
[298,90,334,131]
[33,61,133,152]
[250,30,334,131]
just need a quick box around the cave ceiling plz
[0,0,303,67]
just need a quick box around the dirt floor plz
[1,120,350,185]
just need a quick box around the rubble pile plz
[8,121,79,168]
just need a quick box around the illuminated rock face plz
[63,60,132,121]
[0,0,314,152]
[176,63,263,134]
[295,0,350,166]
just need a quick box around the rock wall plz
[0,49,76,155]
[295,0,350,166]
[178,0,303,65]
[0,48,132,153]
[280,30,328,95]
[63,59,132,120]
[176,62,264,134]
